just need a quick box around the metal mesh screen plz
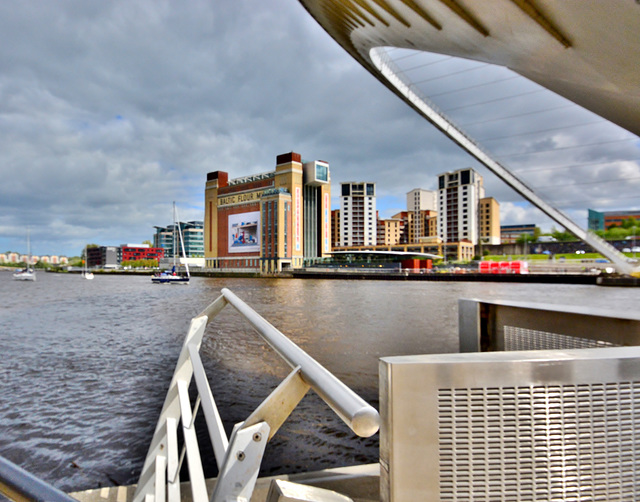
[504,326,618,351]
[438,382,640,501]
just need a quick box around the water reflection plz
[0,272,638,491]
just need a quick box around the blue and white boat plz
[152,202,190,285]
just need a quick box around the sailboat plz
[82,245,94,280]
[13,229,36,282]
[151,202,190,284]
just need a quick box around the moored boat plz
[13,229,36,282]
[13,268,36,281]
[151,266,189,284]
[81,245,94,280]
[152,202,190,285]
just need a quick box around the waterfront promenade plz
[46,265,628,285]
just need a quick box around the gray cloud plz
[0,0,638,257]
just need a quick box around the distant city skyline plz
[1,2,637,257]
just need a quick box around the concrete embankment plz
[46,267,640,286]
[597,275,640,287]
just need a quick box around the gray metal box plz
[380,347,640,501]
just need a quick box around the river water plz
[0,271,638,493]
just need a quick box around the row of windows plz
[341,184,376,196]
[342,197,375,201]
[209,259,260,268]
[439,186,469,197]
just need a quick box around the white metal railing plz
[132,288,379,502]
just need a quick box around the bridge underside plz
[298,0,640,275]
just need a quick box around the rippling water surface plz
[0,271,638,492]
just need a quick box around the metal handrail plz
[220,288,380,438]
[134,289,380,502]
[0,455,78,502]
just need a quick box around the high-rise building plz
[153,226,173,254]
[303,161,332,260]
[204,152,331,273]
[340,182,377,246]
[437,168,485,244]
[387,210,437,245]
[331,209,341,248]
[87,246,119,268]
[182,221,204,257]
[406,189,436,242]
[391,211,410,244]
[408,210,438,244]
[377,217,404,245]
[479,197,501,245]
[154,221,204,258]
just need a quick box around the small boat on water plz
[13,229,36,282]
[151,265,190,284]
[152,202,190,285]
[13,268,36,281]
[82,245,94,280]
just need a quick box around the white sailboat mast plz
[27,228,31,269]
[172,202,177,270]
[174,203,190,277]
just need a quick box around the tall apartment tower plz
[377,217,404,245]
[302,160,332,260]
[340,182,377,246]
[406,188,437,242]
[479,197,501,245]
[437,168,485,244]
[331,209,340,248]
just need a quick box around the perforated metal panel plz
[380,347,640,502]
[438,383,640,501]
[504,326,618,351]
[458,299,640,353]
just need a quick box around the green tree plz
[533,227,542,241]
[122,259,159,269]
[550,227,575,242]
[605,226,629,240]
[69,257,83,267]
[515,230,540,245]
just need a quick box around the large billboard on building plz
[228,211,260,253]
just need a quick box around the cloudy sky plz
[1,0,639,257]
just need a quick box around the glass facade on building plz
[154,221,204,258]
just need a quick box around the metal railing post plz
[220,288,380,438]
[0,456,79,502]
[134,289,380,502]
